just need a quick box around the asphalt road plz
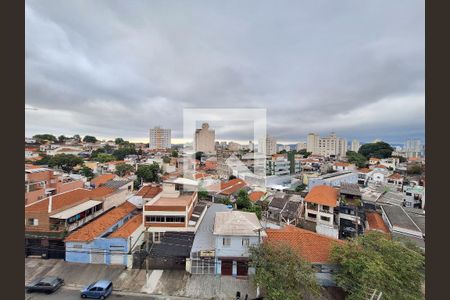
[24,287,186,300]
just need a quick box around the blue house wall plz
[65,213,133,265]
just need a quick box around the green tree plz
[93,153,116,163]
[136,163,161,183]
[346,151,368,168]
[162,156,171,164]
[236,189,252,210]
[198,188,209,200]
[79,166,94,180]
[73,134,81,143]
[243,204,262,219]
[250,243,321,300]
[295,183,307,192]
[297,149,312,158]
[33,134,57,143]
[331,231,425,300]
[115,138,125,144]
[113,143,137,160]
[358,141,394,159]
[34,155,52,166]
[83,135,98,143]
[115,163,134,177]
[407,164,424,175]
[48,154,84,172]
[171,150,179,158]
[58,135,67,144]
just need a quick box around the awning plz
[50,200,102,219]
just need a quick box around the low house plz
[210,178,249,202]
[308,171,358,190]
[64,202,140,266]
[332,162,356,172]
[90,174,117,188]
[338,183,365,238]
[213,211,265,277]
[357,168,372,186]
[369,167,390,184]
[387,173,404,190]
[403,185,425,209]
[187,204,231,275]
[265,225,344,286]
[304,185,339,239]
[127,184,162,209]
[266,192,302,226]
[381,205,425,250]
[380,158,399,170]
[369,157,381,165]
[249,191,266,204]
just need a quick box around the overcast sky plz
[25,0,424,144]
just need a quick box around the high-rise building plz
[307,132,347,157]
[258,135,277,155]
[307,133,319,154]
[351,140,361,152]
[149,126,171,150]
[405,139,423,158]
[228,141,242,151]
[195,123,215,153]
[248,141,254,151]
[296,142,307,151]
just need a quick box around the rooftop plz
[381,205,423,234]
[219,178,248,196]
[366,212,390,234]
[102,179,132,189]
[108,213,142,238]
[25,188,91,213]
[305,185,338,207]
[64,202,137,242]
[91,174,116,186]
[339,182,361,197]
[249,191,265,202]
[265,225,344,264]
[214,211,265,237]
[152,193,196,207]
[136,185,162,198]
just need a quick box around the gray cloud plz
[25,0,424,144]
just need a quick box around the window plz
[147,216,185,223]
[242,238,250,247]
[307,213,317,219]
[27,218,38,226]
[406,192,412,196]
[320,216,330,222]
[153,232,161,243]
[322,205,330,211]
[223,237,231,247]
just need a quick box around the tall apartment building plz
[307,133,319,154]
[259,135,277,155]
[149,126,171,150]
[296,142,307,151]
[351,140,361,152]
[195,123,215,153]
[307,132,347,158]
[266,155,290,176]
[404,139,423,158]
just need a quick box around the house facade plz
[213,211,265,277]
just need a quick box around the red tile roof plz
[108,214,142,238]
[90,186,116,199]
[136,185,162,198]
[91,174,116,186]
[335,162,350,167]
[249,191,265,202]
[388,173,403,180]
[220,178,247,196]
[194,173,210,180]
[265,226,344,263]
[305,185,338,207]
[25,189,91,213]
[366,212,390,234]
[64,202,137,242]
[358,168,371,173]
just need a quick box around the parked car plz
[25,276,64,294]
[80,280,113,299]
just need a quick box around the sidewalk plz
[25,258,257,299]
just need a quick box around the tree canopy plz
[79,166,94,180]
[195,151,204,161]
[47,154,84,172]
[407,164,424,175]
[358,142,394,159]
[249,243,321,300]
[236,189,252,210]
[171,150,179,157]
[346,151,368,168]
[297,149,312,158]
[331,231,425,300]
[83,135,98,143]
[93,153,116,163]
[33,134,57,143]
[115,138,125,144]
[115,163,135,177]
[136,162,161,183]
[113,142,137,160]
[58,135,67,144]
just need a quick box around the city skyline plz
[25,1,424,144]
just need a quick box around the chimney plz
[48,195,53,213]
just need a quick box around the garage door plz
[110,251,124,265]
[90,250,105,264]
[221,260,233,276]
[237,261,248,276]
